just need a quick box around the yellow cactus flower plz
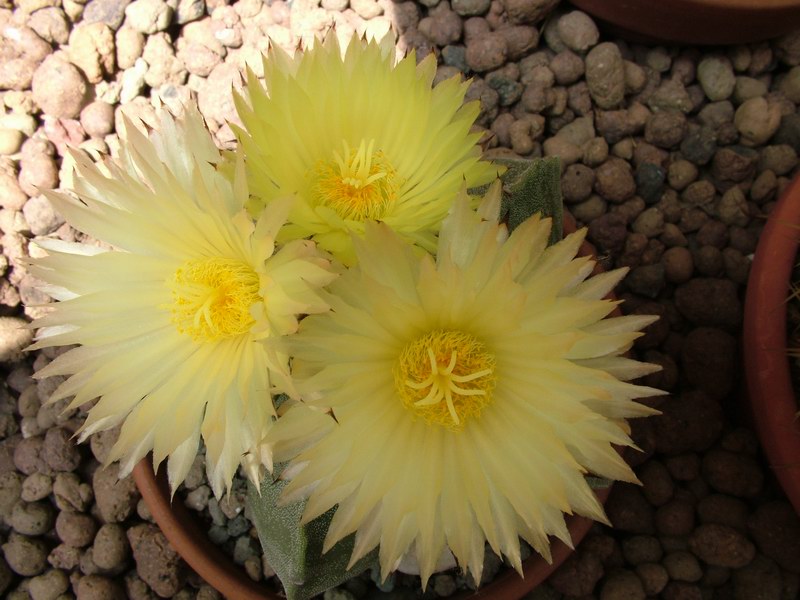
[235,34,498,264]
[273,183,662,587]
[29,106,335,498]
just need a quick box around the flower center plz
[169,257,260,342]
[312,139,401,221]
[394,330,496,431]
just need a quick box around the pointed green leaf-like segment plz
[246,465,378,600]
[495,156,563,242]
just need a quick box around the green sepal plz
[586,476,613,489]
[246,465,378,600]
[496,156,563,243]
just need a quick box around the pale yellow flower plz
[235,34,498,264]
[29,106,335,497]
[273,183,662,587]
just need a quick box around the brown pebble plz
[664,454,700,481]
[644,111,687,149]
[80,101,116,138]
[678,207,709,233]
[662,581,703,600]
[728,226,758,254]
[681,180,715,206]
[595,108,637,144]
[567,82,593,117]
[28,568,69,599]
[720,428,759,455]
[750,169,778,203]
[55,510,97,548]
[76,574,125,600]
[656,189,682,223]
[92,523,130,570]
[587,212,627,253]
[463,15,490,44]
[716,186,750,227]
[123,572,155,600]
[127,523,186,597]
[674,278,742,327]
[688,523,755,569]
[696,219,729,248]
[732,554,783,600]
[759,144,798,175]
[561,163,595,203]
[548,550,604,596]
[88,426,120,464]
[2,532,48,576]
[557,10,599,53]
[53,473,93,513]
[594,157,636,203]
[702,448,764,498]
[701,564,731,587]
[31,56,90,119]
[490,113,514,147]
[663,550,703,582]
[662,247,694,284]
[606,483,655,534]
[599,569,645,600]
[636,562,668,595]
[93,464,139,523]
[621,535,663,565]
[13,436,52,477]
[655,497,696,537]
[571,195,607,222]
[653,390,723,455]
[697,494,750,531]
[639,460,674,506]
[551,49,584,85]
[48,543,81,571]
[499,0,558,25]
[8,500,54,536]
[465,33,508,72]
[21,472,52,503]
[42,427,81,472]
[502,26,539,60]
[585,42,626,109]
[580,533,620,566]
[712,146,758,182]
[667,159,698,190]
[681,327,737,401]
[0,471,23,521]
[19,154,58,196]
[748,502,800,573]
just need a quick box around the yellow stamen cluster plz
[394,329,496,431]
[170,257,260,342]
[311,139,401,221]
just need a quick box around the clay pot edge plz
[743,174,800,515]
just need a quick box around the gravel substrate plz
[2,0,800,598]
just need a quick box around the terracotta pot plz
[569,0,800,45]
[133,212,617,599]
[743,175,800,515]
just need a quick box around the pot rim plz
[132,460,612,600]
[568,0,800,16]
[132,213,619,600]
[743,174,800,515]
[568,0,800,45]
